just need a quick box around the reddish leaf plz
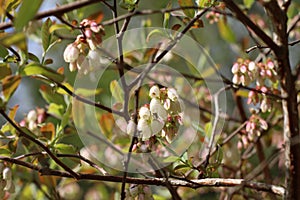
[1,75,21,101]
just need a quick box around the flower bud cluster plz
[206,11,220,24]
[125,184,154,200]
[237,113,268,149]
[63,19,105,73]
[19,108,46,134]
[127,85,182,143]
[0,163,15,198]
[232,58,279,113]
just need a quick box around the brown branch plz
[222,0,278,52]
[0,155,285,196]
[0,0,104,30]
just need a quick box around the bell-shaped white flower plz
[2,167,12,191]
[126,120,136,136]
[27,110,37,122]
[150,98,167,121]
[149,85,160,99]
[63,44,80,63]
[137,119,151,141]
[167,88,178,101]
[139,107,151,120]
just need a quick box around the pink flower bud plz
[240,65,247,73]
[248,61,256,71]
[85,29,92,38]
[232,74,239,84]
[231,63,239,74]
[267,60,274,69]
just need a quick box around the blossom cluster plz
[127,85,183,144]
[0,163,14,198]
[232,58,279,113]
[63,19,105,73]
[237,112,268,149]
[125,184,154,200]
[19,108,46,134]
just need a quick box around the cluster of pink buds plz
[63,19,105,73]
[206,11,221,24]
[19,108,46,134]
[238,112,268,149]
[127,85,183,143]
[0,163,15,198]
[232,58,279,112]
[125,184,154,200]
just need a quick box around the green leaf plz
[0,32,27,52]
[0,63,12,81]
[1,75,21,101]
[163,1,172,29]
[49,24,71,33]
[163,156,180,163]
[59,103,72,132]
[28,52,40,63]
[54,143,76,154]
[39,84,66,106]
[146,29,166,43]
[47,103,65,119]
[0,44,8,58]
[217,19,236,43]
[119,0,138,11]
[236,90,249,98]
[20,63,65,83]
[42,18,53,52]
[204,121,212,136]
[14,0,43,31]
[178,0,195,18]
[110,80,124,103]
[243,0,255,9]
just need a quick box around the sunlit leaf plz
[99,113,115,137]
[75,87,102,97]
[178,0,195,18]
[110,80,124,103]
[1,105,19,134]
[217,19,236,43]
[20,63,65,83]
[119,0,138,11]
[56,82,74,95]
[47,103,65,119]
[1,75,21,101]
[14,0,43,31]
[236,90,249,98]
[40,122,56,141]
[49,24,72,33]
[243,0,255,9]
[0,32,27,52]
[163,1,172,29]
[0,63,12,80]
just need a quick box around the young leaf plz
[39,84,66,106]
[163,156,180,163]
[119,0,138,11]
[1,75,21,101]
[42,18,53,52]
[243,0,255,9]
[40,123,56,141]
[14,0,43,31]
[178,0,195,18]
[110,80,124,103]
[20,63,65,83]
[0,32,27,52]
